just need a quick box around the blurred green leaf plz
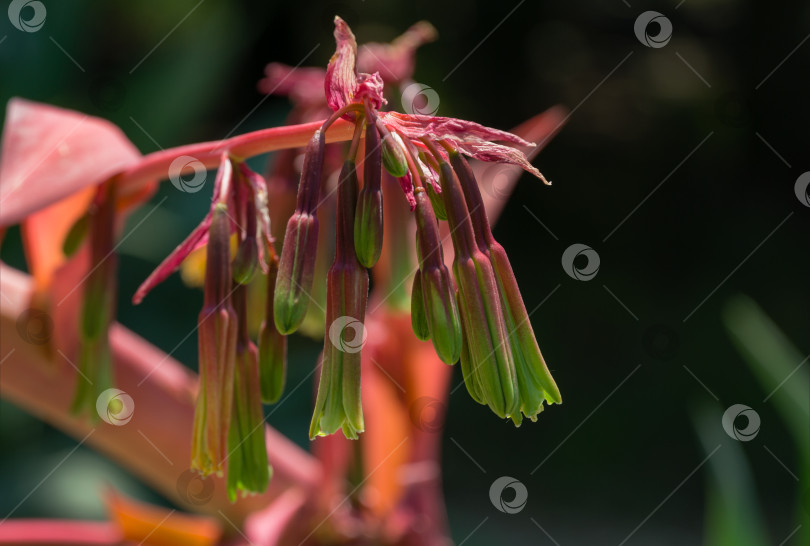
[693,404,769,546]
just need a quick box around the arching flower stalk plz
[126,14,562,498]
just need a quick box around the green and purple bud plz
[274,130,325,334]
[310,158,369,439]
[418,151,447,221]
[410,270,430,341]
[258,251,287,404]
[413,187,462,364]
[426,141,519,419]
[232,183,259,285]
[226,283,271,501]
[378,120,409,178]
[72,182,117,418]
[456,291,486,406]
[354,109,384,268]
[192,201,238,476]
[450,150,562,419]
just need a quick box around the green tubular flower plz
[430,148,518,419]
[310,158,369,440]
[413,187,462,365]
[258,251,287,404]
[274,130,325,334]
[354,107,384,268]
[378,120,409,178]
[410,270,430,341]
[449,150,562,420]
[226,284,271,501]
[456,291,487,406]
[192,201,238,476]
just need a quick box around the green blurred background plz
[1,1,808,544]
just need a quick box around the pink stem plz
[118,119,356,193]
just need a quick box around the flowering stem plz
[117,119,357,194]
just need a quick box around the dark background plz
[1,1,808,544]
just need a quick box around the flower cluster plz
[129,16,561,499]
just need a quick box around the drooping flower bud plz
[354,109,384,268]
[410,270,430,341]
[226,283,271,501]
[449,150,562,419]
[413,187,462,364]
[258,251,287,404]
[72,182,117,418]
[274,130,325,334]
[427,142,519,419]
[378,121,409,178]
[232,182,259,285]
[418,151,447,221]
[192,200,238,476]
[310,158,369,439]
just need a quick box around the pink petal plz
[381,111,545,180]
[258,63,327,107]
[324,16,359,113]
[381,111,535,147]
[0,98,144,228]
[397,171,417,210]
[357,21,438,84]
